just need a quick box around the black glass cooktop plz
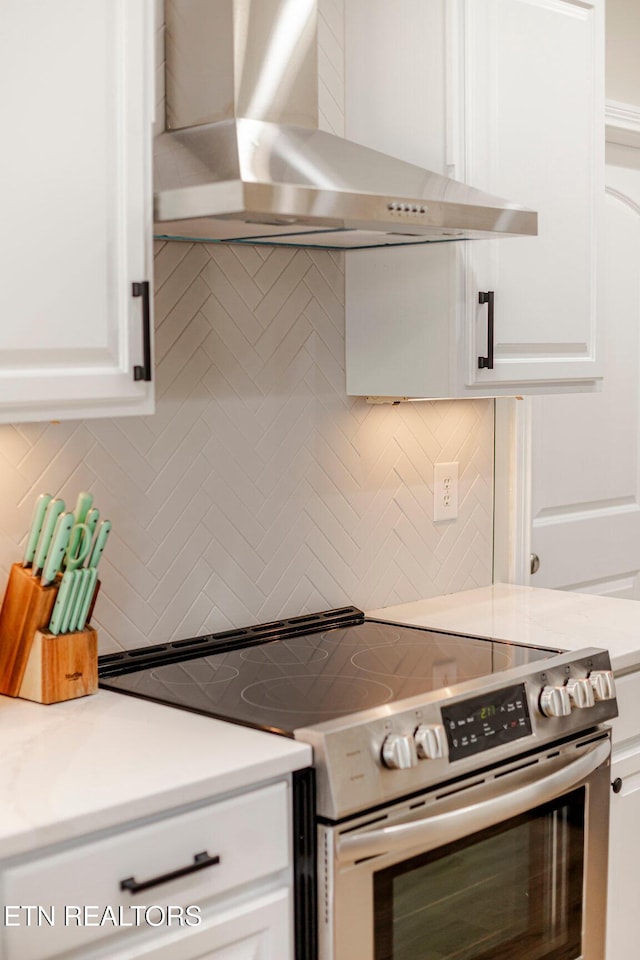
[100,610,558,736]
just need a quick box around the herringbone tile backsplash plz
[0,0,494,653]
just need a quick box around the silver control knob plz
[566,677,595,709]
[539,685,571,718]
[414,724,448,760]
[381,733,418,770]
[589,670,616,701]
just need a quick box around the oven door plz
[319,734,610,960]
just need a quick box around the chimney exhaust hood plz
[154,0,538,251]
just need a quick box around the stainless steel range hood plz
[154,0,538,250]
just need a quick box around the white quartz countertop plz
[368,583,640,674]
[0,689,311,860]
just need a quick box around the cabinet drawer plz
[104,887,291,960]
[1,781,289,960]
[610,671,640,746]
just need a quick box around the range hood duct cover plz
[154,0,538,250]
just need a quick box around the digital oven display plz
[441,683,532,762]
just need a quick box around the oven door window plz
[373,788,584,960]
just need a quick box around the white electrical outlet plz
[433,462,459,522]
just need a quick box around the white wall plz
[0,0,495,653]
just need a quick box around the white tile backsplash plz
[0,241,494,652]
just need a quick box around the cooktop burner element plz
[149,661,240,685]
[239,638,329,666]
[240,674,394,716]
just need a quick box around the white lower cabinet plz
[607,745,640,960]
[100,888,290,960]
[0,780,293,960]
[606,672,640,959]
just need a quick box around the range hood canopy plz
[154,0,538,250]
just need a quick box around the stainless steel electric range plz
[100,606,618,960]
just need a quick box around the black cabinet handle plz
[132,281,152,382]
[612,777,623,794]
[120,851,220,894]
[477,290,494,370]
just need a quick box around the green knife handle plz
[75,568,98,632]
[41,512,74,587]
[33,499,65,574]
[85,507,100,539]
[59,570,82,634]
[89,520,111,569]
[23,493,52,567]
[73,491,94,526]
[49,571,74,635]
[68,568,90,632]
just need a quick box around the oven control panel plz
[379,667,618,769]
[440,683,532,762]
[380,668,617,768]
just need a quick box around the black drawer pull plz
[120,851,220,894]
[132,280,152,382]
[477,290,495,370]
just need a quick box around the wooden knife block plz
[0,563,98,703]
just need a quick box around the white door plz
[0,0,154,423]
[529,140,640,598]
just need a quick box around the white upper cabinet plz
[345,0,604,398]
[464,0,603,388]
[0,0,154,423]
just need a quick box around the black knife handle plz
[119,851,220,894]
[477,290,495,370]
[132,281,152,382]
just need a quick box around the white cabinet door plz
[345,0,603,398]
[607,747,640,959]
[464,0,604,388]
[0,0,154,423]
[97,889,292,960]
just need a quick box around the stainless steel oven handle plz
[336,739,610,864]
